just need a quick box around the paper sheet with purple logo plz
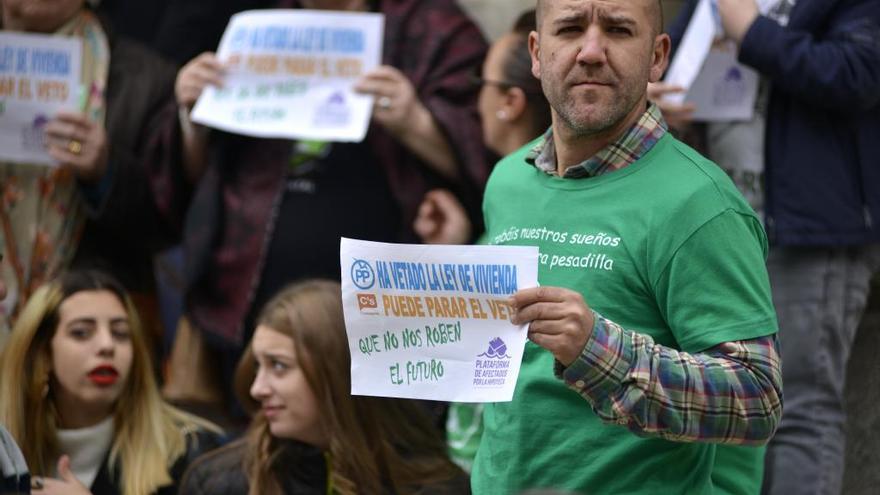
[191,9,383,141]
[0,32,82,165]
[340,238,539,402]
[662,0,783,121]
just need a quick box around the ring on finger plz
[377,96,392,109]
[68,139,82,154]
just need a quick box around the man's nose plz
[576,26,607,65]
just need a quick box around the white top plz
[56,416,114,488]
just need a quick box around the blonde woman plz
[181,280,467,495]
[0,270,222,495]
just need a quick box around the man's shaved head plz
[535,0,664,35]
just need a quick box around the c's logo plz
[350,259,375,290]
[357,293,379,314]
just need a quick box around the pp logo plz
[357,293,379,315]
[350,259,375,290]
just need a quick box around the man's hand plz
[509,287,595,367]
[31,455,92,495]
[44,111,108,184]
[717,0,760,45]
[413,189,472,245]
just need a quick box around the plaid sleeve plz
[554,312,783,445]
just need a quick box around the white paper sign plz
[340,238,539,403]
[191,9,384,142]
[0,32,82,165]
[663,0,716,105]
[688,41,760,121]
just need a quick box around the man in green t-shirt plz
[470,1,783,494]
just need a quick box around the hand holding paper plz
[509,287,595,367]
[355,65,458,179]
[355,65,421,137]
[340,238,539,402]
[647,82,695,130]
[44,111,108,183]
[176,52,226,112]
[190,10,385,142]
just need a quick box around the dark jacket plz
[88,429,222,495]
[180,439,471,495]
[146,0,490,347]
[71,19,179,292]
[669,0,880,246]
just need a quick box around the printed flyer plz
[340,238,539,402]
[0,32,82,165]
[191,9,383,141]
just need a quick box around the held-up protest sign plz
[0,32,81,165]
[340,238,539,403]
[191,9,383,142]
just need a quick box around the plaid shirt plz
[532,103,783,444]
[527,102,668,177]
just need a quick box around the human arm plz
[175,52,224,183]
[369,0,491,235]
[718,0,880,110]
[355,66,458,180]
[509,287,782,445]
[509,208,783,445]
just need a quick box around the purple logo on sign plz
[474,337,512,387]
[21,114,49,151]
[478,337,511,359]
[313,91,351,127]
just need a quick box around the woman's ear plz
[503,86,529,122]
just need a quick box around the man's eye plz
[557,26,582,35]
[608,26,632,35]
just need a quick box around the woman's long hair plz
[0,270,220,495]
[234,279,460,495]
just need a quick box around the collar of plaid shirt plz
[526,102,668,178]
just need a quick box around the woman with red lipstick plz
[0,270,222,495]
[179,279,468,495]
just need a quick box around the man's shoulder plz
[644,135,751,211]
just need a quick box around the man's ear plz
[529,31,541,80]
[649,33,671,83]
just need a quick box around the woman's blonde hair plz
[233,279,460,495]
[0,270,220,495]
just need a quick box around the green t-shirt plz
[471,134,777,495]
